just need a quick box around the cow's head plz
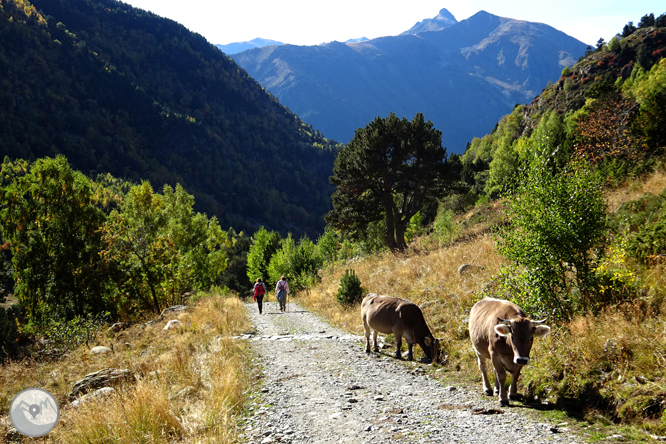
[494,317,550,365]
[424,336,442,363]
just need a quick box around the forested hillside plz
[0,0,339,237]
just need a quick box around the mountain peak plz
[401,8,458,35]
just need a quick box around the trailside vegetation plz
[0,156,229,339]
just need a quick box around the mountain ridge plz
[232,10,587,152]
[0,0,338,237]
[217,38,284,55]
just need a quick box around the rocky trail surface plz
[240,300,579,444]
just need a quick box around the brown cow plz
[469,297,550,406]
[361,293,441,363]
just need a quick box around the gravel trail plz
[240,300,580,444]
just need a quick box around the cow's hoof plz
[499,399,510,407]
[484,389,493,396]
[365,349,371,354]
[509,393,522,401]
[373,348,379,353]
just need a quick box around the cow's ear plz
[494,324,511,337]
[534,325,551,338]
[424,337,432,346]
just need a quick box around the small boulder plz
[71,387,116,407]
[163,319,183,331]
[70,368,134,400]
[158,305,187,320]
[458,264,484,274]
[91,345,112,355]
[108,322,128,332]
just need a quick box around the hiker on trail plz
[275,276,289,312]
[253,278,267,314]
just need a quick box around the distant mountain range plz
[232,9,588,152]
[216,38,284,55]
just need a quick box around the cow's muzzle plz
[515,357,529,365]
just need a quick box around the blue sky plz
[122,0,664,47]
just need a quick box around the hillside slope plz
[232,11,587,152]
[0,0,338,237]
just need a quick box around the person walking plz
[275,275,289,312]
[253,278,266,314]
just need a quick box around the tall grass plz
[298,170,666,436]
[0,292,254,443]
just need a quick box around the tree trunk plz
[383,194,398,252]
[394,220,407,251]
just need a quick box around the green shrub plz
[433,208,458,245]
[497,156,608,319]
[336,269,365,305]
[0,305,20,354]
[39,312,109,357]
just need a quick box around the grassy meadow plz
[0,293,254,443]
[298,169,666,441]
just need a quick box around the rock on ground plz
[240,300,580,443]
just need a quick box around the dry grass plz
[0,292,255,443]
[301,232,508,369]
[297,168,666,436]
[606,170,666,213]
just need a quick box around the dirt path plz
[240,300,580,443]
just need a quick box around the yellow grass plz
[297,168,666,435]
[0,292,254,443]
[301,232,507,369]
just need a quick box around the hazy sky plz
[121,0,664,47]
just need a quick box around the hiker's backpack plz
[255,283,266,296]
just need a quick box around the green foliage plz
[217,229,252,294]
[246,227,282,287]
[336,269,365,306]
[327,112,453,252]
[316,226,339,266]
[433,207,459,245]
[0,156,112,325]
[561,66,572,76]
[608,36,621,53]
[611,190,666,262]
[0,305,21,355]
[268,235,323,292]
[638,13,655,29]
[497,156,608,318]
[39,312,109,356]
[102,181,227,315]
[624,59,666,148]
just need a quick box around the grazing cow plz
[361,293,441,363]
[469,297,550,406]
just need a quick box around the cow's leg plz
[491,354,509,406]
[395,335,403,359]
[403,330,415,361]
[363,318,371,354]
[476,354,493,396]
[372,330,379,353]
[508,368,522,400]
